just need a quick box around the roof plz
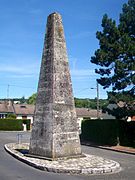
[0,100,115,119]
[76,108,102,118]
[0,101,14,113]
[13,104,35,115]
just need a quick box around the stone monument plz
[29,12,82,159]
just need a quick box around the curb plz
[4,143,121,175]
[81,142,135,155]
[98,146,135,155]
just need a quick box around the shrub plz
[0,119,23,131]
[81,119,135,148]
[0,118,31,131]
[81,119,118,146]
[119,121,135,148]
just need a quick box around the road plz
[0,131,135,180]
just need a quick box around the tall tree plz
[27,93,37,105]
[91,0,135,118]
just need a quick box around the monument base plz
[25,153,85,161]
[5,143,121,175]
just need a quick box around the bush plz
[81,119,135,148]
[0,119,23,131]
[119,121,135,148]
[81,119,118,146]
[0,118,31,131]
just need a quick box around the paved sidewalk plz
[81,142,135,155]
[99,145,135,155]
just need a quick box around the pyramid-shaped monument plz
[29,12,82,159]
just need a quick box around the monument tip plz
[48,12,61,17]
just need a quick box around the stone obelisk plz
[29,12,82,159]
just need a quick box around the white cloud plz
[70,68,98,82]
[0,63,39,78]
[0,66,24,73]
[69,56,98,81]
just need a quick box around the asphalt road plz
[0,131,135,180]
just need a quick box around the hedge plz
[81,119,118,146]
[0,119,31,131]
[0,119,23,131]
[81,119,135,147]
[119,121,135,148]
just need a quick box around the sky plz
[0,0,128,99]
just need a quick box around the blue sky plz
[0,0,127,99]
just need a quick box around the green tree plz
[27,93,37,104]
[91,0,135,118]
[74,97,108,109]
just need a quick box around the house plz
[13,104,35,124]
[76,108,100,133]
[0,100,35,125]
[76,107,116,132]
[0,100,14,118]
[0,100,115,129]
[106,101,135,121]
[76,108,100,119]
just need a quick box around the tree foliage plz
[27,93,108,109]
[75,97,108,109]
[91,0,135,118]
[91,0,135,92]
[27,93,37,105]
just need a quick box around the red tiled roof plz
[75,108,102,118]
[13,104,35,115]
[0,101,14,113]
[0,101,116,119]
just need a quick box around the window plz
[22,116,27,119]
[20,105,26,108]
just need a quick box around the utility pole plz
[90,81,100,119]
[7,84,9,100]
[96,81,100,119]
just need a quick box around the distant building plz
[76,108,100,133]
[0,100,14,118]
[0,100,34,124]
[13,104,35,123]
[13,100,21,104]
[0,100,115,128]
[76,107,115,132]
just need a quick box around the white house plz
[0,100,35,125]
[13,104,35,124]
